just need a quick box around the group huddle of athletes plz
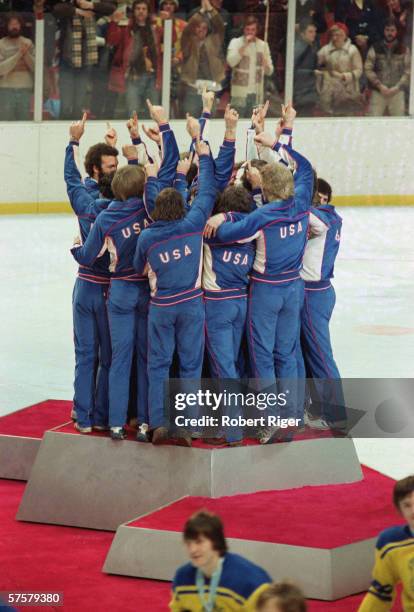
[66,89,346,446]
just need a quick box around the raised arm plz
[255,104,313,213]
[143,160,160,218]
[209,7,225,43]
[64,114,109,216]
[195,88,215,147]
[146,99,179,188]
[186,141,217,229]
[272,142,313,213]
[214,105,238,190]
[126,111,154,164]
[157,125,180,189]
[173,157,191,205]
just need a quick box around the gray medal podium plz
[15,428,375,600]
[16,430,362,531]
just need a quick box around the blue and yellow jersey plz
[358,524,414,611]
[170,552,271,611]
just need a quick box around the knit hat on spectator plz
[330,22,349,36]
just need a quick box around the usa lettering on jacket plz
[222,250,250,265]
[280,221,304,238]
[122,219,150,239]
[159,244,193,263]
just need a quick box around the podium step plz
[17,430,361,531]
[103,466,401,601]
[0,400,72,480]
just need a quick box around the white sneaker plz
[304,411,330,430]
[258,426,280,444]
[110,426,127,440]
[74,422,92,434]
[71,408,77,422]
[136,423,149,443]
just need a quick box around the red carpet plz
[1,479,171,612]
[0,478,371,611]
[131,466,403,548]
[0,400,72,438]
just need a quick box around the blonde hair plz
[111,165,145,201]
[260,162,294,202]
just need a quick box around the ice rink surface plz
[1,208,414,478]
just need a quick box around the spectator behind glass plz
[296,0,327,35]
[227,15,273,118]
[383,0,412,47]
[293,18,318,115]
[107,0,159,117]
[0,13,34,120]
[52,0,116,119]
[188,0,232,50]
[255,581,307,612]
[335,0,382,60]
[180,0,225,117]
[365,18,410,116]
[153,0,187,117]
[317,22,363,115]
[241,0,288,96]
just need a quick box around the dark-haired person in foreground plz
[255,581,307,611]
[170,511,271,611]
[134,139,217,446]
[358,475,414,611]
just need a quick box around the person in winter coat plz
[107,0,159,117]
[317,22,363,115]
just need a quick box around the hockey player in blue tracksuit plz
[299,178,346,428]
[71,164,151,440]
[203,186,255,445]
[206,131,314,442]
[133,141,218,445]
[143,124,180,219]
[65,119,113,433]
[203,186,255,380]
